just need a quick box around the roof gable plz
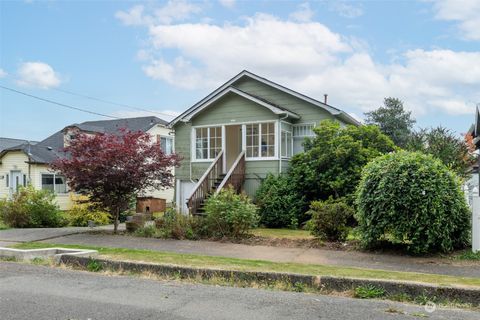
[170,70,360,126]
[181,87,300,122]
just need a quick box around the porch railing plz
[215,151,246,195]
[187,150,224,215]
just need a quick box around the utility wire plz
[0,85,120,119]
[53,87,174,118]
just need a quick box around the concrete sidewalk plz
[38,233,480,279]
[0,224,124,243]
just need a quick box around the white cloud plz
[115,0,201,26]
[118,7,480,117]
[431,0,480,40]
[330,2,363,18]
[289,3,314,22]
[0,68,7,78]
[219,0,235,8]
[16,62,61,89]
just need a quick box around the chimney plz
[324,94,328,104]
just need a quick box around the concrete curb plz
[60,255,480,306]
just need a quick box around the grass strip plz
[251,228,314,240]
[13,242,480,288]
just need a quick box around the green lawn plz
[252,228,313,240]
[14,242,480,288]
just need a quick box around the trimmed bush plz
[255,174,306,228]
[307,198,354,241]
[356,151,470,254]
[66,203,111,227]
[204,187,259,238]
[0,185,65,228]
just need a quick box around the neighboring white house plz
[0,116,174,210]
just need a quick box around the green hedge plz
[355,151,470,254]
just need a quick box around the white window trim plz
[191,126,223,162]
[280,130,293,159]
[157,135,174,154]
[191,120,280,162]
[242,121,278,161]
[41,172,68,194]
[293,122,316,138]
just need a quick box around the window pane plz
[41,174,54,192]
[55,175,67,193]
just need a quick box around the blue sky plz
[1,0,479,141]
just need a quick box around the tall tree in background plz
[51,129,180,233]
[406,126,475,179]
[365,97,416,148]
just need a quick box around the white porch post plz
[472,187,480,253]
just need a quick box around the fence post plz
[472,187,480,253]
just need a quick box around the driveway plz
[1,262,478,320]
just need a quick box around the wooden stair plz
[187,151,246,216]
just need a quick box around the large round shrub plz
[356,151,470,254]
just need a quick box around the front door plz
[10,170,22,193]
[225,125,242,169]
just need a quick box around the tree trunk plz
[113,208,119,234]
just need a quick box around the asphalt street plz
[0,262,478,320]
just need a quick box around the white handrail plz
[215,150,245,195]
[187,150,224,201]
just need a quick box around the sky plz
[0,0,479,141]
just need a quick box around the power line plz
[0,85,120,119]
[53,87,175,118]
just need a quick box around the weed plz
[384,307,404,314]
[86,258,103,272]
[411,312,429,318]
[388,293,412,302]
[414,292,437,305]
[31,257,47,265]
[293,282,306,292]
[354,285,385,299]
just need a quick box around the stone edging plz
[59,255,480,305]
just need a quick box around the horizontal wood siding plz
[173,122,192,180]
[235,78,340,126]
[191,93,278,126]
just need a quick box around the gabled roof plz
[169,70,360,126]
[0,116,167,164]
[0,137,38,152]
[180,87,300,122]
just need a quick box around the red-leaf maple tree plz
[51,129,180,233]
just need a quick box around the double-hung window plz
[157,135,173,155]
[41,173,67,193]
[194,127,222,160]
[246,122,275,158]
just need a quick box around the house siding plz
[0,152,74,210]
[192,93,279,126]
[173,74,351,207]
[145,124,175,203]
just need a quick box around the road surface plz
[0,262,478,320]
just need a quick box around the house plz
[170,70,360,214]
[0,137,37,152]
[0,116,174,210]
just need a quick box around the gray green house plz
[170,70,359,214]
